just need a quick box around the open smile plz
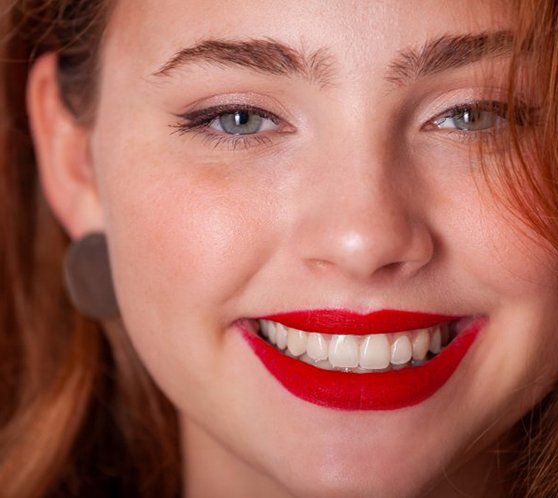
[240,310,487,411]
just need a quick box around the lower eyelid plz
[199,131,276,151]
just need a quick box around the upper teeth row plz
[259,320,448,371]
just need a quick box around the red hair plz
[0,1,180,496]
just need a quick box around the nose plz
[294,161,434,283]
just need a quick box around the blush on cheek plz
[106,168,277,323]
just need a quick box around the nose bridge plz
[294,143,433,282]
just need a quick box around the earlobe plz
[27,52,104,240]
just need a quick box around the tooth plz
[359,334,390,370]
[268,322,277,344]
[260,320,270,338]
[412,329,430,361]
[429,328,441,354]
[276,324,288,350]
[301,354,335,370]
[391,334,412,365]
[328,335,359,368]
[287,329,307,356]
[306,333,328,361]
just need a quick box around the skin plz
[27,0,558,497]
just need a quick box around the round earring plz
[63,232,120,320]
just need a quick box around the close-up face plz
[32,0,558,496]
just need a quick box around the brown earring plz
[63,232,120,320]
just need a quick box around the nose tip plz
[304,220,434,282]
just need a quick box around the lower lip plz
[241,318,485,411]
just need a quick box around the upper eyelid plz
[426,99,538,129]
[437,100,507,115]
[176,104,283,125]
[427,100,502,121]
[409,87,510,121]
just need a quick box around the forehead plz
[104,0,511,79]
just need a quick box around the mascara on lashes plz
[427,99,537,132]
[172,104,281,134]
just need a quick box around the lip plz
[258,309,463,335]
[241,314,486,411]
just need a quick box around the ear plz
[27,52,104,240]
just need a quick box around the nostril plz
[380,261,404,273]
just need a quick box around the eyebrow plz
[152,31,515,87]
[386,30,515,85]
[152,38,336,87]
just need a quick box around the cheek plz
[472,214,558,301]
[96,144,276,333]
[427,163,557,302]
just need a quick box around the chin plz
[271,454,441,498]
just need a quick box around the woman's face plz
[66,0,558,496]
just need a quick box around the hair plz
[0,0,557,497]
[0,1,181,497]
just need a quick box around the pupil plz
[234,112,250,126]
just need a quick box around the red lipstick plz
[241,311,486,411]
[259,309,462,335]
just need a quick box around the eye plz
[173,104,281,137]
[171,103,290,151]
[429,101,511,132]
[212,110,277,135]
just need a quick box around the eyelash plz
[171,104,284,151]
[171,99,536,151]
[425,100,537,136]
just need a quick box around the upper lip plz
[257,309,464,335]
